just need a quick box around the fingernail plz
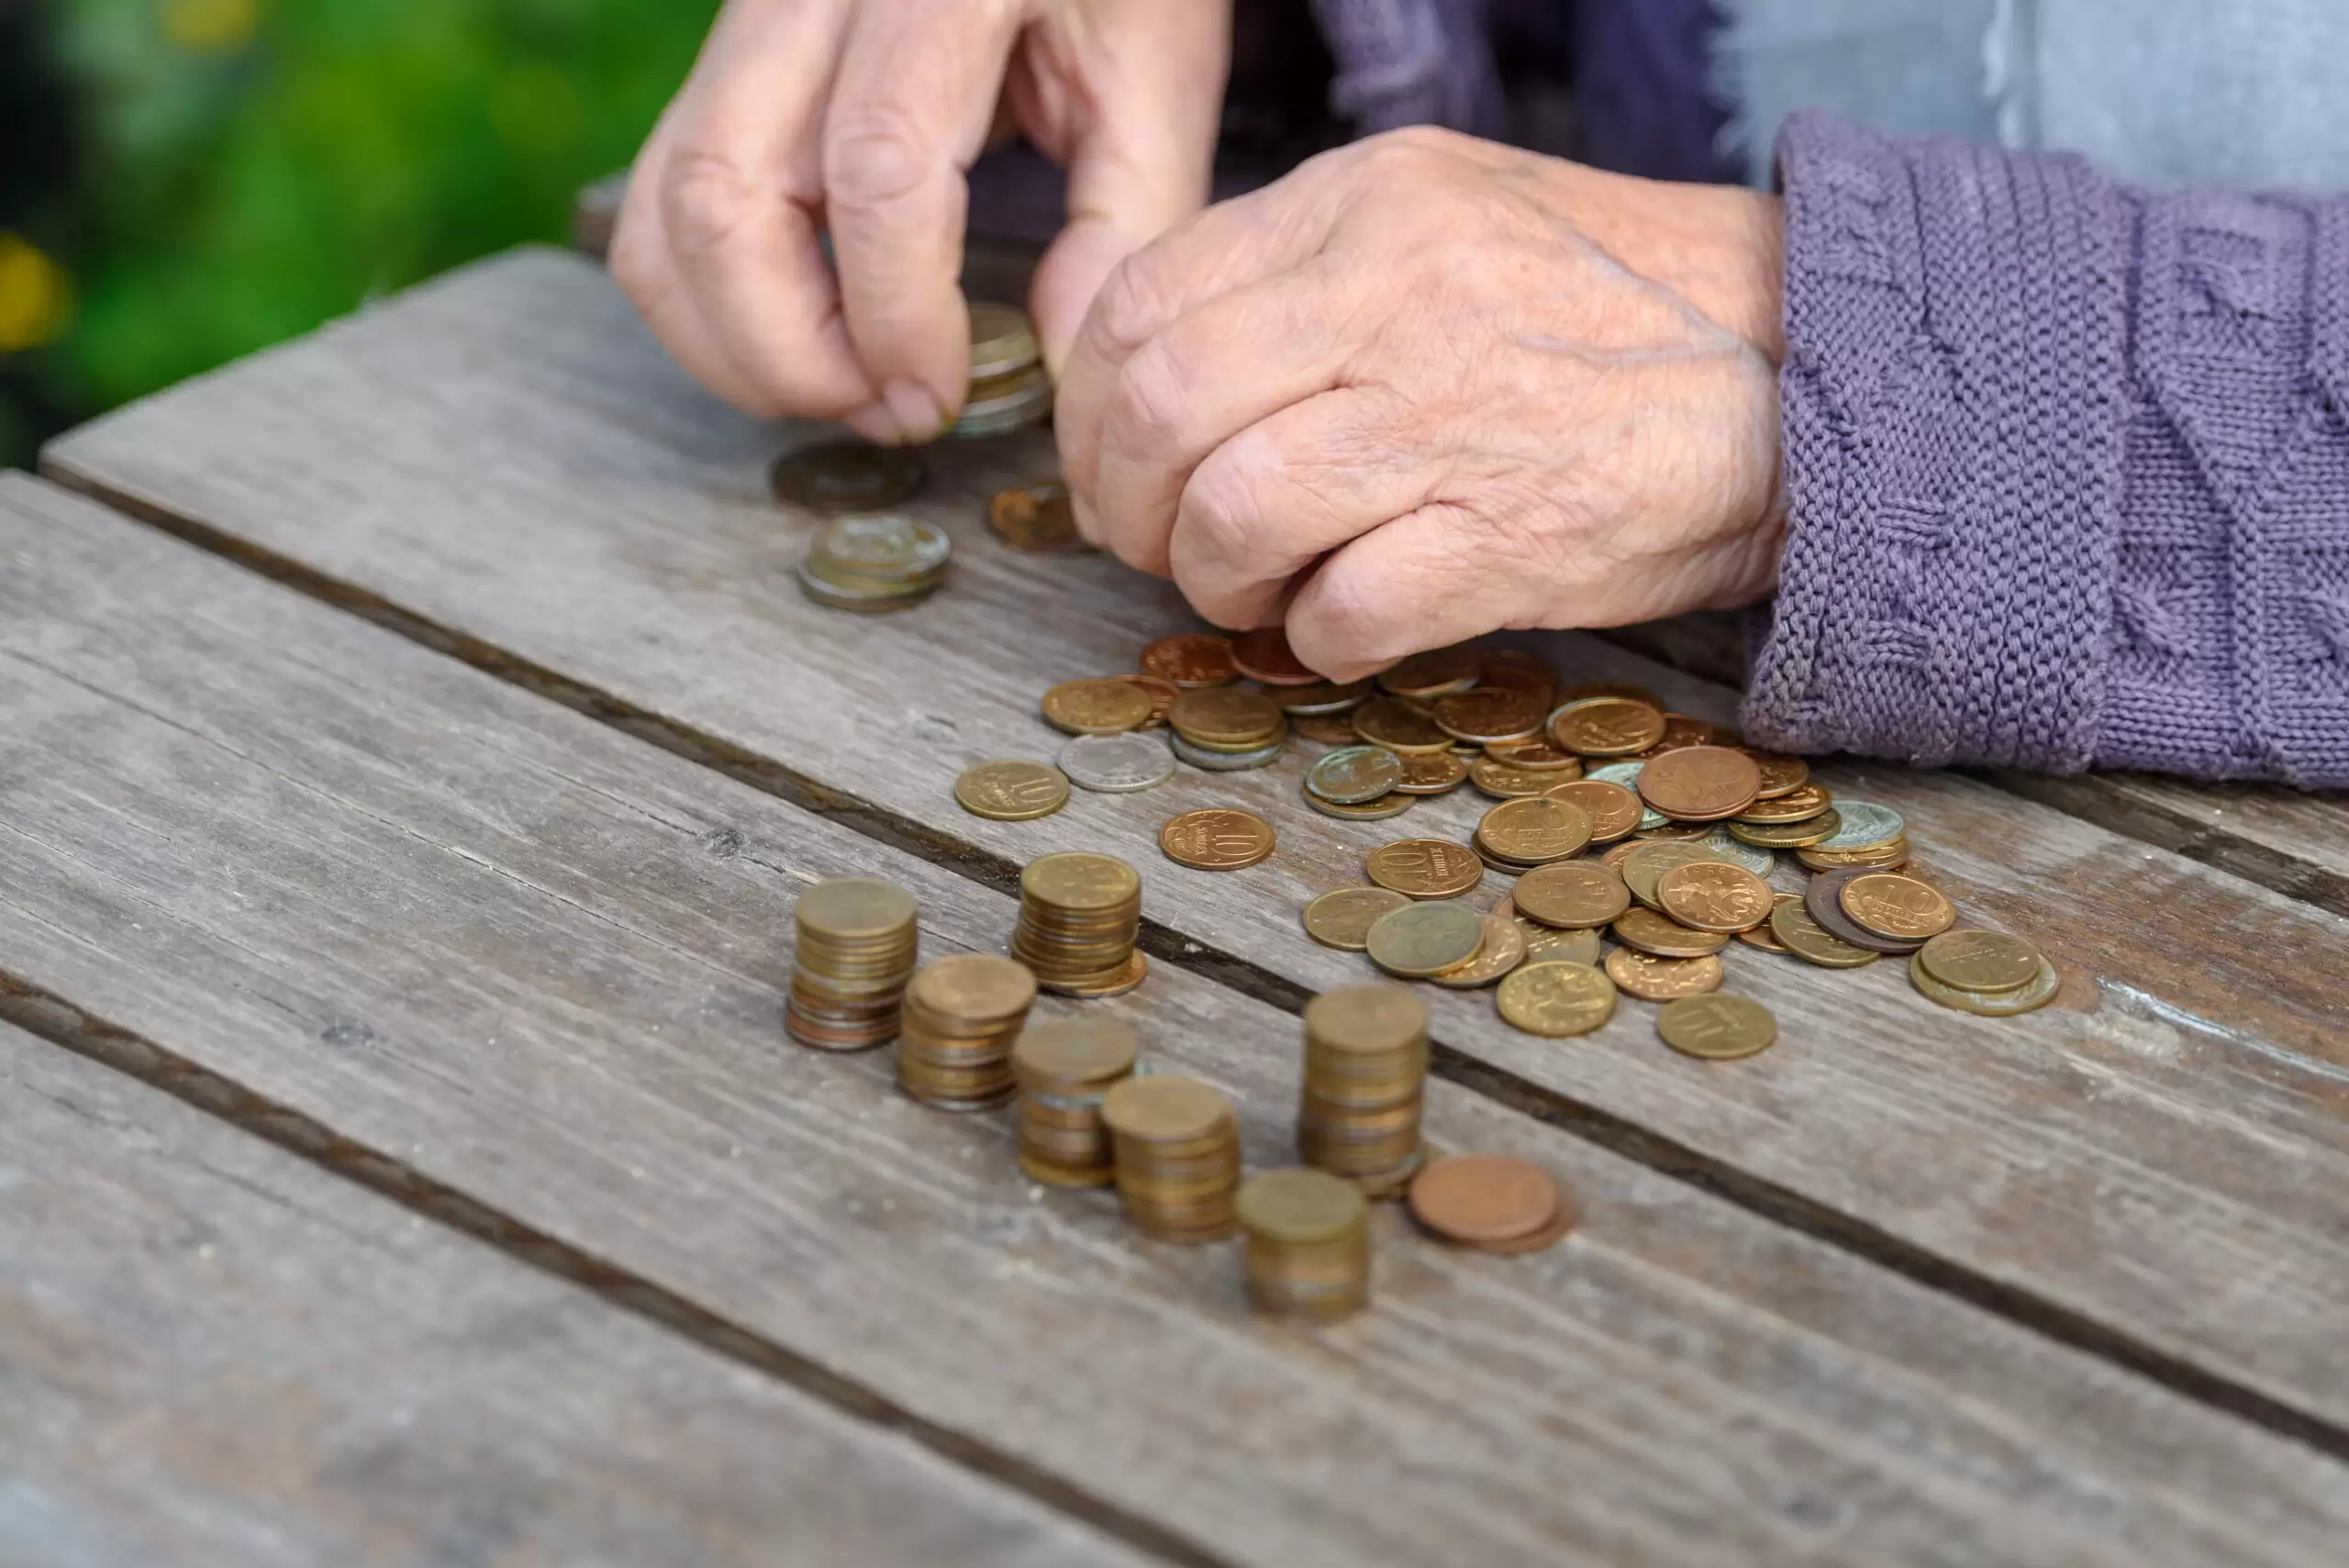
[841,401,903,446]
[884,380,948,442]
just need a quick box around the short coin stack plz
[796,512,952,612]
[1166,687,1288,772]
[1408,1154,1578,1256]
[1100,1074,1243,1240]
[1910,928,2059,1015]
[787,877,920,1051]
[1010,1017,1141,1187]
[770,439,924,512]
[896,953,1039,1109]
[1011,851,1147,997]
[1296,985,1431,1194]
[953,302,1053,438]
[1237,1168,1372,1321]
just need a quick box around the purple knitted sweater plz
[1746,114,2349,787]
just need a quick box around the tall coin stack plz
[1099,1075,1243,1241]
[1296,984,1431,1192]
[953,302,1053,438]
[1011,1017,1141,1187]
[1238,1168,1372,1321]
[786,878,919,1051]
[895,953,1038,1109]
[1011,852,1147,996]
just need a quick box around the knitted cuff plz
[1741,112,2129,773]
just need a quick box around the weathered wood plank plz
[45,250,2349,1438]
[2,478,2345,1563]
[0,1018,1147,1568]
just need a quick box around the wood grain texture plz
[0,1019,1145,1568]
[4,479,2347,1563]
[43,250,2349,1438]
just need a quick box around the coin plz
[1116,673,1180,728]
[1737,893,1803,952]
[1539,779,1642,843]
[1619,840,1733,910]
[967,300,1041,380]
[1277,678,1372,715]
[1054,949,1150,997]
[1014,1015,1141,1086]
[1307,745,1406,805]
[1408,1154,1567,1245]
[1141,633,1237,687]
[1839,873,1956,941]
[988,482,1080,550]
[954,363,1054,437]
[771,440,924,510]
[1603,947,1724,1001]
[794,557,941,613]
[1168,687,1284,746]
[1469,757,1565,798]
[1688,828,1776,878]
[1767,897,1881,968]
[1365,901,1486,977]
[1430,913,1527,988]
[1352,696,1453,753]
[1734,783,1834,824]
[1636,745,1763,822]
[1657,995,1778,1060]
[1508,862,1630,930]
[1041,677,1152,735]
[1057,732,1174,793]
[1743,751,1811,798]
[1238,1167,1367,1245]
[1160,807,1275,871]
[1796,840,1910,873]
[1365,839,1486,899]
[1549,696,1667,756]
[1303,886,1416,950]
[1521,923,1603,966]
[1805,868,1926,954]
[1229,625,1320,686]
[1377,646,1482,698]
[1393,751,1470,795]
[1655,861,1775,933]
[1305,790,1416,820]
[1170,733,1286,772]
[1728,809,1842,848]
[1910,951,2062,1016]
[955,759,1071,820]
[1482,740,1580,773]
[1496,961,1619,1037]
[1291,712,1363,744]
[796,876,919,940]
[1611,906,1730,958]
[1918,929,2043,993]
[1642,713,1718,753]
[1813,801,1906,852]
[1476,797,1594,865]
[807,512,951,582]
[1431,687,1545,744]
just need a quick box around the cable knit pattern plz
[1745,112,2349,786]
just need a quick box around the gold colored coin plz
[1635,745,1763,822]
[1305,790,1415,821]
[1377,646,1482,698]
[1140,633,1237,687]
[1743,751,1811,798]
[1431,686,1545,744]
[988,482,1079,550]
[1918,929,2043,993]
[1734,783,1835,824]
[1482,740,1580,773]
[1909,951,2062,1016]
[1168,687,1285,746]
[1603,947,1724,1001]
[1160,807,1275,871]
[909,952,1039,1021]
[1469,757,1566,798]
[1476,797,1594,864]
[1839,873,1956,941]
[1430,913,1527,989]
[1041,677,1152,735]
[1304,984,1429,1054]
[1302,886,1416,950]
[1364,838,1486,899]
[1291,713,1362,744]
[1610,906,1730,958]
[1521,923,1603,966]
[1237,1168,1367,1245]
[770,440,925,511]
[1052,949,1150,997]
[796,877,918,939]
[1727,810,1842,849]
[1657,994,1777,1060]
[1654,861,1776,933]
[1496,961,1619,1037]
[1542,779,1643,842]
[1511,862,1631,929]
[1021,851,1141,911]
[1620,840,1732,910]
[1100,1074,1230,1143]
[1736,893,1804,952]
[1549,696,1667,757]
[1113,672,1179,728]
[1393,751,1470,794]
[1797,840,1910,873]
[1013,1016,1141,1085]
[1642,713,1718,753]
[1365,901,1486,978]
[1766,897,1881,969]
[1352,696,1454,753]
[1558,680,1664,709]
[954,759,1071,821]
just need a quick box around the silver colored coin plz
[952,365,1053,439]
[1815,801,1905,852]
[795,558,936,613]
[813,512,951,581]
[1306,745,1405,805]
[1170,732,1286,772]
[1694,827,1776,876]
[1586,762,1667,828]
[1304,791,1414,821]
[1057,731,1176,793]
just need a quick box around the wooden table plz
[6,241,2349,1567]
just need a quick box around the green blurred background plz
[0,0,718,468]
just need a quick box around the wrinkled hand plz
[1057,128,1787,681]
[613,0,1229,444]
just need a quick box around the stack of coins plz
[1237,1168,1372,1321]
[770,439,924,512]
[1408,1154,1577,1256]
[1472,796,1594,875]
[895,953,1038,1109]
[1011,1016,1141,1186]
[953,302,1052,438]
[1909,928,2059,1016]
[1100,1074,1243,1240]
[1166,687,1287,771]
[796,512,951,612]
[786,878,919,1051]
[1011,851,1147,996]
[1296,984,1430,1192]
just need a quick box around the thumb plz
[1021,6,1230,375]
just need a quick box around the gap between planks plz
[0,971,1230,1568]
[42,462,2349,1471]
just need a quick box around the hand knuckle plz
[1108,338,1197,454]
[1178,454,1265,569]
[823,106,930,215]
[1089,253,1174,356]
[662,149,762,254]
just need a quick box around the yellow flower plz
[0,233,72,353]
[164,0,259,52]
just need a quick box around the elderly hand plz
[612,0,1229,444]
[1057,128,1787,681]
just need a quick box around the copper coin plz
[1520,922,1603,967]
[1377,646,1483,698]
[1654,861,1775,933]
[1473,1192,1580,1254]
[1168,687,1285,746]
[1838,873,1956,942]
[988,482,1080,550]
[1364,838,1486,899]
[1805,868,1926,954]
[1549,697,1667,757]
[1476,797,1593,865]
[1160,807,1275,871]
[1291,712,1362,744]
[1603,947,1724,1001]
[1611,906,1730,958]
[1557,680,1664,709]
[1469,757,1564,798]
[1735,783,1834,824]
[1495,962,1619,1037]
[1620,840,1735,910]
[1477,662,1555,709]
[1277,677,1373,714]
[1743,751,1811,798]
[1511,862,1631,929]
[1542,779,1643,842]
[1737,893,1803,952]
[1352,696,1454,754]
[1641,713,1718,753]
[1636,745,1762,822]
[1431,686,1545,745]
[1482,740,1580,773]
[1393,751,1470,794]
[1140,633,1236,687]
[1041,677,1152,735]
[1408,1154,1564,1245]
[1230,624,1321,686]
[1113,672,1180,728]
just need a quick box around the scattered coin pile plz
[1100,1074,1243,1241]
[1238,1168,1373,1320]
[1011,1016,1140,1187]
[1012,851,1147,997]
[786,877,922,1051]
[896,952,1038,1109]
